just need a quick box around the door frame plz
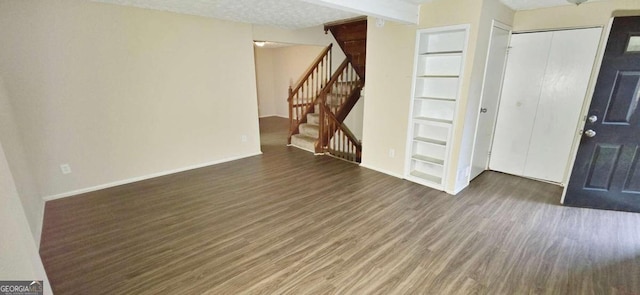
[560,22,611,204]
[469,20,512,179]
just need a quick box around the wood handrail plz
[288,44,333,143]
[314,58,363,160]
[288,44,332,101]
[287,50,363,162]
[317,102,362,162]
[323,104,361,149]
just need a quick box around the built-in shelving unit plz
[405,25,469,191]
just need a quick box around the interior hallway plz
[39,116,640,294]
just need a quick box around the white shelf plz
[406,25,468,193]
[417,29,466,54]
[414,117,453,124]
[409,170,442,185]
[414,136,446,146]
[420,51,463,56]
[412,154,444,166]
[414,96,456,102]
[414,77,459,99]
[417,75,459,78]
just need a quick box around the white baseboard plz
[259,114,288,119]
[359,163,404,179]
[42,152,262,201]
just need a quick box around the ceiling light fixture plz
[254,41,266,47]
[566,0,588,5]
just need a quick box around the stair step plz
[299,123,319,138]
[326,93,346,105]
[291,134,316,153]
[333,81,359,92]
[307,113,319,125]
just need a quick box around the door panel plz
[584,144,622,190]
[624,147,640,193]
[604,71,640,123]
[470,22,511,180]
[523,28,602,182]
[490,28,601,183]
[489,32,552,176]
[565,16,640,212]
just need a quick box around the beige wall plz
[255,48,278,117]
[0,0,261,198]
[344,96,364,140]
[0,76,44,243]
[361,0,514,192]
[361,20,416,177]
[255,45,325,118]
[0,141,52,293]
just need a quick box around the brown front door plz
[565,16,640,212]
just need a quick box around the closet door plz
[523,28,601,182]
[490,28,602,183]
[489,32,552,177]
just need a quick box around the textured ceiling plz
[93,0,603,29]
[93,0,359,29]
[500,0,602,10]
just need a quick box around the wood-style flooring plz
[40,117,640,294]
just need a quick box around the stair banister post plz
[318,91,325,153]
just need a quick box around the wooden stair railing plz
[316,58,363,162]
[288,44,333,143]
[318,103,362,162]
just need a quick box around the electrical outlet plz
[60,164,72,175]
[388,148,395,158]
[241,135,248,143]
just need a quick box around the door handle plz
[588,115,598,123]
[584,129,596,138]
[480,108,488,113]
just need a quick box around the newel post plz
[318,91,325,153]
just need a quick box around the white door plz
[490,28,602,183]
[470,21,511,180]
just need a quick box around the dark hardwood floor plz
[40,116,640,294]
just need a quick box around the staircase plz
[287,19,366,163]
[290,111,319,153]
[290,83,359,153]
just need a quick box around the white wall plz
[0,141,52,294]
[0,0,262,198]
[0,76,44,244]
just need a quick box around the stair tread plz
[292,134,316,141]
[299,123,319,129]
[299,123,319,138]
[291,134,317,153]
